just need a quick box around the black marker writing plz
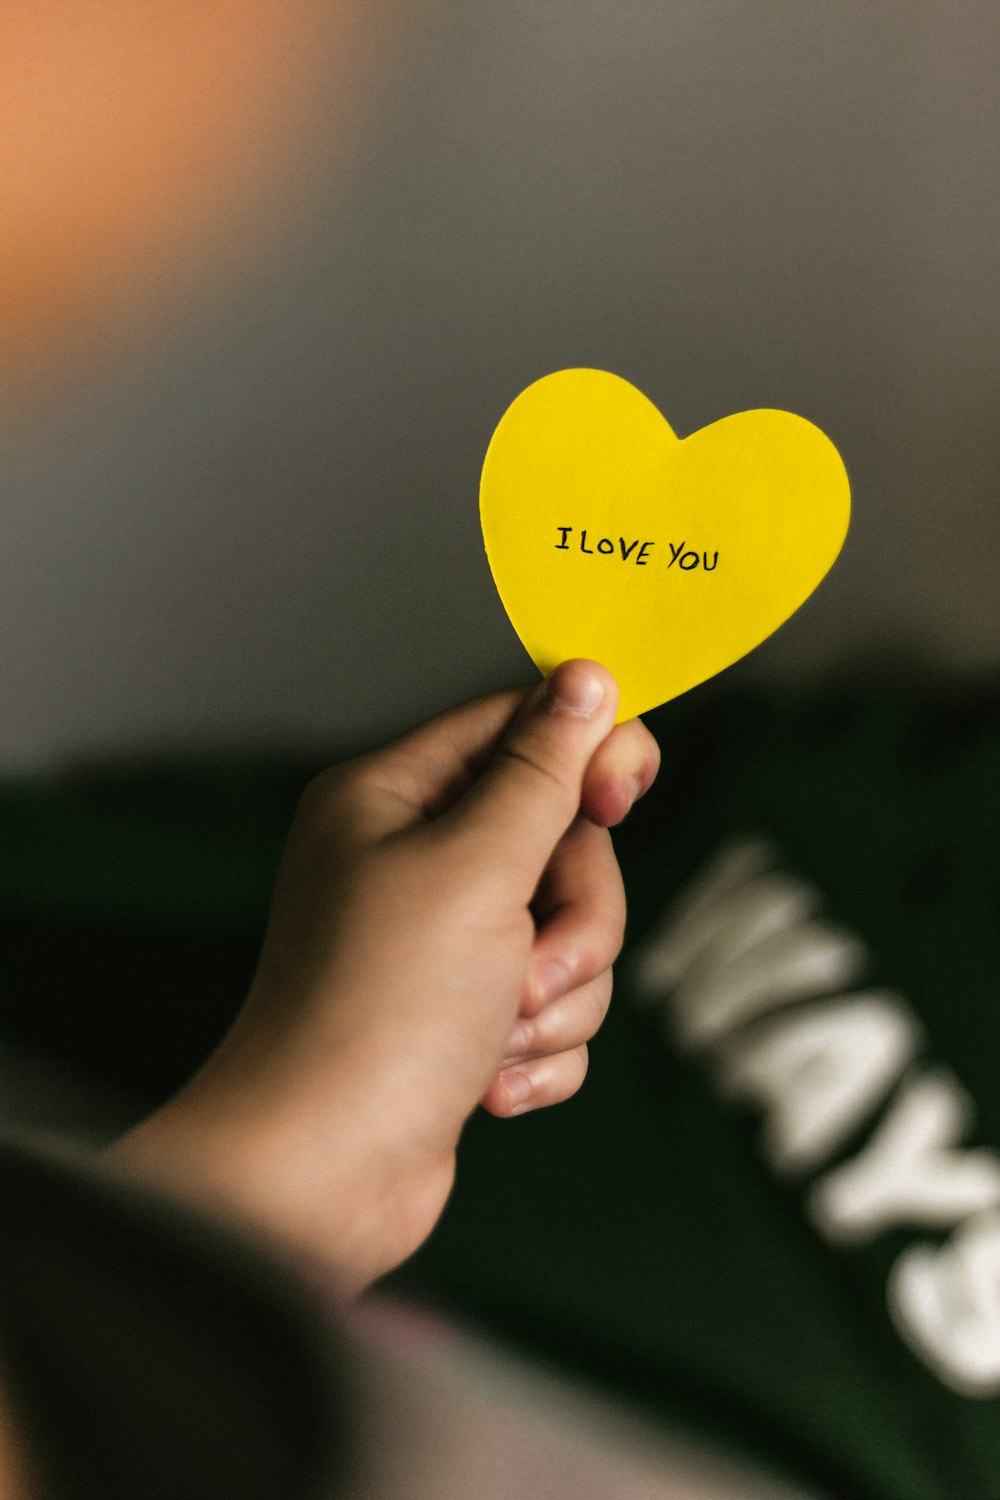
[665,540,719,572]
[555,528,717,570]
[554,527,656,565]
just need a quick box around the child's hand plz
[110,661,659,1294]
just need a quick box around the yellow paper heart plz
[480,369,850,721]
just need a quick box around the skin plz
[1,660,657,1498]
[1,10,661,1484]
[0,0,665,1306]
[108,659,660,1295]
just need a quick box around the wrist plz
[106,1043,457,1298]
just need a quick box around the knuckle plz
[495,737,577,814]
[298,757,388,845]
[597,906,627,970]
[300,761,362,818]
[577,906,625,982]
[290,763,385,874]
[545,977,606,1049]
[606,866,628,942]
[584,972,613,1037]
[565,1043,589,1097]
[644,729,663,778]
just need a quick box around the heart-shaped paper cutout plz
[480,369,850,721]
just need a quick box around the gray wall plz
[3,2,998,768]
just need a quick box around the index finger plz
[581,716,661,827]
[524,815,626,1015]
[351,686,528,836]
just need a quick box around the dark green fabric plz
[4,677,1000,1498]
[0,757,310,1100]
[400,680,1000,1500]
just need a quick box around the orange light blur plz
[0,1,379,393]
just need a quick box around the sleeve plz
[0,1132,353,1500]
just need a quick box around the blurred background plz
[2,0,998,771]
[3,8,1000,1496]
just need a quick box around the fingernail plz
[548,662,605,717]
[504,1070,533,1109]
[534,958,571,1005]
[506,1019,532,1057]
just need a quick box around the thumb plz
[445,659,619,888]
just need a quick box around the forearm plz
[105,1032,456,1299]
